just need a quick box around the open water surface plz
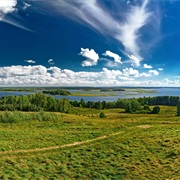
[0,88,180,102]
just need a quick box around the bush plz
[0,111,22,123]
[152,106,161,114]
[99,112,106,118]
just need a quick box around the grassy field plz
[0,106,180,179]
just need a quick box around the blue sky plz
[0,0,180,86]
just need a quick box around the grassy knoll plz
[0,106,180,179]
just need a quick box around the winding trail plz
[0,131,123,159]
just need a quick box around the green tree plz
[58,98,72,113]
[125,99,142,113]
[152,106,160,114]
[99,112,106,118]
[80,98,86,108]
[125,102,132,113]
[176,101,180,116]
[94,101,102,110]
[131,99,142,112]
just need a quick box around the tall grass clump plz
[0,111,59,123]
[34,111,59,122]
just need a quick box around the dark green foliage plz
[125,102,132,113]
[0,93,72,113]
[152,106,161,114]
[43,90,71,95]
[80,98,86,108]
[94,101,102,110]
[86,101,95,108]
[106,102,115,109]
[125,99,142,113]
[138,96,179,106]
[115,99,129,109]
[58,98,72,113]
[99,112,106,118]
[176,101,180,116]
[143,105,150,111]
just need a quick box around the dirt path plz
[0,131,123,158]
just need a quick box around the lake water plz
[0,88,180,102]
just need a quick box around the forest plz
[0,92,180,115]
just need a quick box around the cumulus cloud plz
[80,48,99,67]
[149,70,159,76]
[139,72,151,77]
[25,60,36,64]
[48,59,54,65]
[128,55,142,67]
[103,51,122,64]
[0,65,176,87]
[144,63,152,69]
[0,0,17,19]
[158,68,163,71]
[48,0,156,63]
[123,68,139,77]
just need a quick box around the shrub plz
[152,106,161,114]
[99,112,106,118]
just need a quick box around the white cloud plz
[116,0,151,58]
[139,72,151,77]
[80,48,99,67]
[48,59,54,65]
[163,78,180,85]
[149,70,159,76]
[0,65,177,87]
[174,76,180,79]
[0,0,33,31]
[48,0,157,63]
[158,68,163,71]
[23,2,31,10]
[25,60,36,64]
[0,0,17,19]
[128,55,142,67]
[103,51,122,64]
[123,68,139,77]
[144,63,152,69]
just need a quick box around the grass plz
[71,91,115,96]
[0,106,180,179]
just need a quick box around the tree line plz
[0,93,180,115]
[42,90,71,96]
[0,93,72,113]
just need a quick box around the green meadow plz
[0,106,180,179]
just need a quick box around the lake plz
[0,88,180,102]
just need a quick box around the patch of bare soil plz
[137,125,152,129]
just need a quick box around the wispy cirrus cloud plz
[48,0,158,66]
[0,0,33,31]
[116,0,151,59]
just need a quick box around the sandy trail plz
[0,131,123,158]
